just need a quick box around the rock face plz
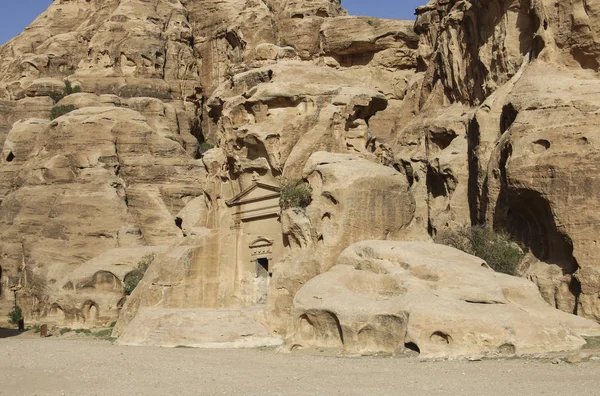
[0,0,421,336]
[289,241,600,358]
[0,0,599,358]
[406,0,600,323]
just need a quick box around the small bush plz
[8,305,23,325]
[279,179,312,210]
[48,81,81,103]
[123,253,155,295]
[435,225,524,275]
[93,329,112,338]
[64,80,81,95]
[49,91,66,103]
[199,142,214,155]
[50,105,76,120]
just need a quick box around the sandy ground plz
[2,332,600,396]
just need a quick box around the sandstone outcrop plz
[289,241,600,358]
[0,0,599,360]
[0,0,422,330]
[403,0,600,323]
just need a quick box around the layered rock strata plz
[0,0,598,358]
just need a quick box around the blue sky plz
[0,0,426,45]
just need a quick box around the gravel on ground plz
[2,334,600,396]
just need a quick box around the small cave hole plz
[532,139,551,151]
[429,130,458,151]
[6,152,14,162]
[530,35,546,60]
[174,217,183,230]
[430,331,452,344]
[427,166,448,199]
[321,212,331,221]
[578,137,590,145]
[323,193,338,205]
[500,103,518,134]
[498,343,516,355]
[404,342,420,354]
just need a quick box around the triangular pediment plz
[226,182,280,207]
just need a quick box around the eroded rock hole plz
[174,217,183,230]
[6,152,14,162]
[530,35,546,60]
[404,342,420,354]
[323,192,338,205]
[208,99,223,123]
[532,139,551,151]
[225,31,244,49]
[297,311,344,347]
[496,188,578,275]
[500,103,518,134]
[427,166,448,198]
[430,331,452,344]
[429,129,458,151]
[498,343,516,355]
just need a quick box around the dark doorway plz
[256,258,270,278]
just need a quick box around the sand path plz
[2,336,600,395]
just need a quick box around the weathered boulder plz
[289,241,600,358]
[268,152,423,334]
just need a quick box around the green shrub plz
[49,91,66,103]
[48,81,81,103]
[199,142,214,155]
[50,105,77,120]
[8,305,23,325]
[93,329,112,338]
[64,80,81,95]
[279,179,312,210]
[123,253,155,295]
[435,225,524,275]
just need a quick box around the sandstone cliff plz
[0,0,599,357]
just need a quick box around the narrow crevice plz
[570,276,582,315]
